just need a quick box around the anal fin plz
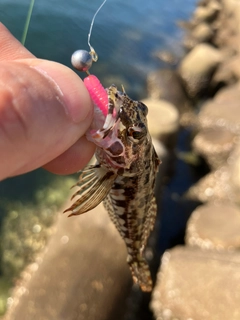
[140,196,157,250]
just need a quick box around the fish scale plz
[64,83,160,292]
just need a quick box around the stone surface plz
[186,166,234,203]
[211,58,237,88]
[228,144,240,201]
[221,0,240,38]
[229,55,240,80]
[150,1,240,319]
[142,98,179,149]
[193,3,220,23]
[147,69,194,126]
[191,22,214,42]
[3,204,132,320]
[182,35,199,51]
[151,246,240,320]
[147,69,196,126]
[192,127,236,169]
[198,99,240,134]
[178,44,223,97]
[186,143,240,204]
[214,81,240,103]
[186,202,240,250]
[147,70,190,114]
[213,0,240,52]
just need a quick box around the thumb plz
[0,59,95,180]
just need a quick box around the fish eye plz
[128,124,147,140]
[132,131,145,139]
[115,90,126,100]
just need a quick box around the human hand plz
[0,23,95,181]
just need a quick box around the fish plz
[64,77,160,292]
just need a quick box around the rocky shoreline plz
[151,0,240,319]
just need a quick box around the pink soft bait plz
[84,75,108,117]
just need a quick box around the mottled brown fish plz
[64,81,160,292]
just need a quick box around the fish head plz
[87,85,149,170]
[110,86,149,143]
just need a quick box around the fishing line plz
[88,0,108,62]
[71,0,108,73]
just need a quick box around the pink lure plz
[84,75,108,117]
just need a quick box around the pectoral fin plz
[64,165,116,217]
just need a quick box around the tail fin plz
[127,255,152,292]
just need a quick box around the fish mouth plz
[87,91,123,148]
[93,86,120,132]
[83,76,124,132]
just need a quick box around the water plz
[1,0,197,97]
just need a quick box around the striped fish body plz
[64,84,160,292]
